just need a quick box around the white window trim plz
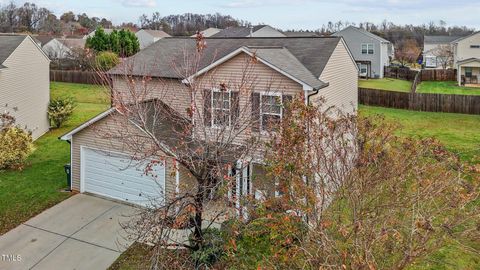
[260,92,283,132]
[361,43,374,55]
[211,88,232,129]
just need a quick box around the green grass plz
[359,78,412,92]
[0,83,110,235]
[360,105,480,269]
[50,82,111,104]
[359,105,480,162]
[416,81,480,96]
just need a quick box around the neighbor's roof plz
[0,35,26,64]
[58,38,86,49]
[451,31,480,44]
[334,26,390,43]
[283,31,320,37]
[140,29,171,38]
[35,35,55,46]
[424,35,465,44]
[211,25,274,38]
[191,28,222,37]
[456,57,480,65]
[108,36,341,87]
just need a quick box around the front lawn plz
[359,105,480,162]
[416,81,480,96]
[359,78,412,92]
[0,82,110,235]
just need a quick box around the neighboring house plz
[211,25,286,38]
[0,35,50,140]
[423,35,463,68]
[451,31,480,86]
[283,31,320,37]
[41,38,86,59]
[191,27,222,37]
[83,28,115,39]
[135,29,171,49]
[333,26,394,78]
[60,36,358,207]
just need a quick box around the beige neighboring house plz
[0,35,50,140]
[135,29,171,49]
[41,38,86,59]
[423,35,463,69]
[191,27,222,37]
[211,25,286,38]
[451,32,480,86]
[60,36,358,207]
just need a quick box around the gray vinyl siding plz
[315,39,358,113]
[0,36,50,140]
[333,27,388,78]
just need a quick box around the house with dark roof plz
[191,27,222,38]
[333,26,394,78]
[59,36,358,206]
[135,29,171,49]
[0,35,50,140]
[211,25,285,38]
[423,35,464,68]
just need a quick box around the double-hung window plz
[212,89,231,127]
[260,94,282,132]
[362,43,374,55]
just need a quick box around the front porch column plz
[457,65,462,86]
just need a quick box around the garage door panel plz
[82,148,166,207]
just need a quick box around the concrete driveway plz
[0,194,136,270]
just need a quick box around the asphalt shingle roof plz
[0,35,26,64]
[424,35,465,44]
[211,25,268,38]
[109,36,341,83]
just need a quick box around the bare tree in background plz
[431,44,454,69]
[95,34,294,269]
[395,39,421,67]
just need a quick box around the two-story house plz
[60,36,358,207]
[423,35,463,69]
[0,35,50,140]
[451,31,480,86]
[333,26,394,79]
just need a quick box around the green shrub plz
[48,97,76,128]
[95,51,120,71]
[189,228,225,268]
[0,114,34,170]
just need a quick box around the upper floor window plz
[212,90,231,127]
[261,94,282,131]
[362,43,374,55]
[470,45,480,49]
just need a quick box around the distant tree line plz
[0,1,112,35]
[314,20,475,49]
[139,12,250,36]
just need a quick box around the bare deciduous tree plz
[431,44,454,69]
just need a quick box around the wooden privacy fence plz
[421,69,457,81]
[359,88,480,115]
[384,67,418,81]
[50,70,106,85]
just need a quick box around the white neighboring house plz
[135,29,171,49]
[423,35,463,69]
[191,27,222,37]
[333,26,394,79]
[0,35,50,140]
[451,31,480,86]
[42,38,86,59]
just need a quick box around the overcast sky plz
[4,0,480,30]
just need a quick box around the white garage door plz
[82,147,165,207]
